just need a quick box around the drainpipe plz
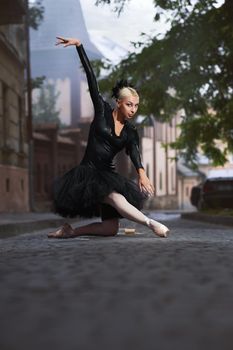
[152,115,157,197]
[165,123,168,197]
[25,0,35,211]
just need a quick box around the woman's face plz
[117,95,139,119]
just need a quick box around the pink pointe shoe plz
[145,218,170,238]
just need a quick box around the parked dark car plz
[191,177,233,210]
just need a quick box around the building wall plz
[139,117,178,209]
[141,137,153,180]
[33,77,72,126]
[33,126,81,210]
[178,177,199,210]
[155,141,167,196]
[0,23,29,212]
[80,79,94,120]
[34,141,51,200]
[30,0,102,126]
[0,164,29,212]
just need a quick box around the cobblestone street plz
[1,213,233,350]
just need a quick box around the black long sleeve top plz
[76,44,144,172]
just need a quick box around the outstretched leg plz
[103,192,169,237]
[47,218,119,238]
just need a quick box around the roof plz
[207,168,233,179]
[30,0,102,59]
[57,135,75,145]
[33,132,50,141]
[89,33,128,64]
[60,128,81,135]
[177,161,202,178]
[34,123,59,131]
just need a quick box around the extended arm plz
[55,36,103,113]
[126,130,144,171]
[126,127,154,196]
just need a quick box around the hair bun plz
[111,79,133,99]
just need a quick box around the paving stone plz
[0,215,233,350]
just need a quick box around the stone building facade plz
[0,0,29,212]
[136,115,179,209]
[33,123,85,210]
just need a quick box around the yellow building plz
[0,0,29,212]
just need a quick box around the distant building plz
[0,0,30,212]
[136,115,178,209]
[33,123,84,210]
[30,0,102,126]
[177,160,203,210]
[89,33,128,65]
[130,113,202,210]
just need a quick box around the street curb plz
[181,212,233,227]
[0,218,79,239]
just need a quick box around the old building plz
[0,0,30,212]
[135,114,178,209]
[30,0,102,127]
[33,123,84,210]
[177,160,203,210]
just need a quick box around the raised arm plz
[55,36,103,113]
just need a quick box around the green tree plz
[32,81,61,125]
[28,1,45,89]
[29,0,44,29]
[95,0,233,166]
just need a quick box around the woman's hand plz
[138,169,155,196]
[55,36,81,47]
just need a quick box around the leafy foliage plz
[28,0,44,30]
[31,76,46,90]
[95,0,233,165]
[32,81,61,125]
[94,0,130,15]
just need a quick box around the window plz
[171,166,175,191]
[2,83,8,146]
[186,186,189,197]
[44,163,49,193]
[37,163,41,193]
[159,172,163,191]
[6,178,10,192]
[18,96,23,152]
[21,179,24,191]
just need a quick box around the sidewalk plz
[0,209,183,239]
[0,212,79,238]
[1,208,232,239]
[181,211,233,227]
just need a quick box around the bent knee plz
[102,218,119,236]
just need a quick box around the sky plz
[79,0,165,52]
[79,0,224,53]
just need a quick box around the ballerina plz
[48,36,169,239]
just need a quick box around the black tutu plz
[52,164,147,220]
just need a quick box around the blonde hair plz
[118,87,139,100]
